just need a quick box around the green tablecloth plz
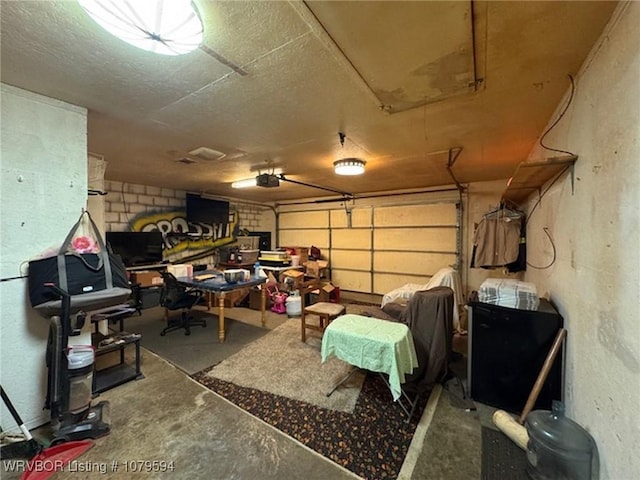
[321,314,418,401]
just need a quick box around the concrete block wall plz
[102,180,274,266]
[103,180,273,233]
[103,180,186,232]
[236,204,272,233]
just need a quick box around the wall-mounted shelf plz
[502,155,578,205]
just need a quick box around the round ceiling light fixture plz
[334,158,366,176]
[78,0,203,56]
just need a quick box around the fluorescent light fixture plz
[231,178,258,189]
[78,0,203,56]
[334,158,366,175]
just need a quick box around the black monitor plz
[105,231,164,267]
[185,193,230,225]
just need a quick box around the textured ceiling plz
[0,1,617,203]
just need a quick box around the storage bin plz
[236,236,259,250]
[140,286,162,309]
[260,250,290,261]
[239,249,259,264]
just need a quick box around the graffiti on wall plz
[128,210,239,258]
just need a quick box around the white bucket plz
[67,345,94,414]
[286,294,301,317]
[291,255,301,266]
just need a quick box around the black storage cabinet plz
[467,299,564,414]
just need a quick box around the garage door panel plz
[332,270,371,293]
[374,228,456,251]
[374,273,432,295]
[374,204,457,226]
[279,229,329,249]
[332,229,371,249]
[278,201,458,295]
[331,249,371,269]
[331,208,372,228]
[280,211,329,228]
[374,252,457,276]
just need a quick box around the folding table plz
[321,314,419,419]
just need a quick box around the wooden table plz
[177,272,267,342]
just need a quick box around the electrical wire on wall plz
[525,158,573,270]
[526,73,578,269]
[539,74,577,157]
[527,227,557,270]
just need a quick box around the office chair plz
[159,271,206,336]
[299,282,346,342]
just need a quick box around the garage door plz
[278,201,460,295]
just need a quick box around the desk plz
[177,272,267,342]
[321,314,418,401]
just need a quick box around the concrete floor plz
[2,296,503,480]
[2,353,496,480]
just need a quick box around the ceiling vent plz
[188,147,226,161]
[176,157,197,165]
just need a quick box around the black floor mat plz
[481,426,529,480]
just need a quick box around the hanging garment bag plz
[28,211,131,317]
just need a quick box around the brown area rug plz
[192,312,429,480]
[197,319,364,412]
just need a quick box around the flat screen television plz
[186,193,230,225]
[105,231,164,267]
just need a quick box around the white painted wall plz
[0,84,88,429]
[523,3,639,478]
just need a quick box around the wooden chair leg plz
[301,314,306,342]
[320,315,328,332]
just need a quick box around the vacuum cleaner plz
[44,283,110,444]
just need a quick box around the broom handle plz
[1,386,34,441]
[518,328,566,424]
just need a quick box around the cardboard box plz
[304,260,328,278]
[280,268,304,284]
[283,246,309,265]
[318,282,338,302]
[130,271,163,287]
[167,264,193,278]
[249,287,272,310]
[309,282,340,303]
